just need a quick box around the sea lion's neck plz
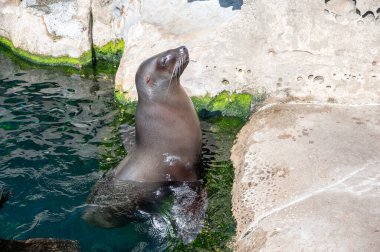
[135,82,196,148]
[139,79,184,104]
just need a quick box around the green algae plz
[191,95,213,111]
[114,90,129,106]
[94,40,124,63]
[193,91,265,119]
[93,40,125,75]
[0,42,91,77]
[0,36,124,75]
[0,36,88,67]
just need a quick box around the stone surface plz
[91,0,124,48]
[231,103,380,251]
[356,0,380,15]
[326,0,356,16]
[0,0,122,61]
[115,0,380,103]
[1,0,378,96]
[0,0,91,59]
[114,0,240,97]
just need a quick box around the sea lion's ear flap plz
[144,75,152,85]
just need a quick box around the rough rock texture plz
[92,0,124,48]
[0,0,122,62]
[231,103,380,251]
[114,0,240,97]
[0,0,90,59]
[115,0,380,103]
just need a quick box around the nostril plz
[179,46,187,54]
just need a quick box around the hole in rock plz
[362,11,374,18]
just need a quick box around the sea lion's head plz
[135,46,189,100]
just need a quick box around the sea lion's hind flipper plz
[119,124,136,152]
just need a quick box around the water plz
[0,49,241,251]
[0,52,154,251]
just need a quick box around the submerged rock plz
[0,238,79,252]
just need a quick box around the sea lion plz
[84,46,204,232]
[114,46,202,182]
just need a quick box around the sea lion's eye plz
[160,57,167,66]
[160,56,169,67]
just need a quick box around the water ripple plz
[0,52,117,246]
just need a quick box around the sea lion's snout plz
[178,46,189,62]
[176,46,189,72]
[179,46,188,55]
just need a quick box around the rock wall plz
[114,0,379,104]
[0,0,123,66]
[231,103,380,251]
[1,0,378,102]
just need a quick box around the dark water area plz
[0,49,240,251]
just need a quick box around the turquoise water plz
[0,52,161,251]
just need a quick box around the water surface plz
[0,51,158,251]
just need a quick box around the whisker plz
[166,52,186,97]
[167,60,179,97]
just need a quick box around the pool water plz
[0,51,156,251]
[0,49,244,251]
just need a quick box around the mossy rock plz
[0,36,89,67]
[94,40,124,63]
[116,90,266,121]
[207,91,253,118]
[0,36,124,75]
[191,95,212,112]
[192,91,266,120]
[94,40,125,75]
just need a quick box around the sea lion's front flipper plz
[119,124,136,152]
[170,182,208,244]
